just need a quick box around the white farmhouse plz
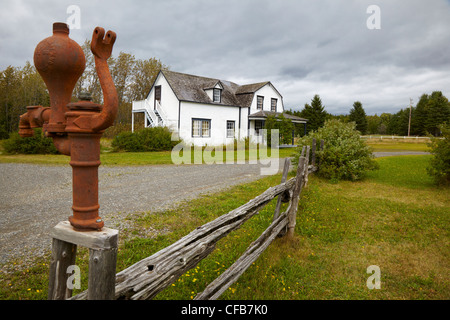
[132,70,307,146]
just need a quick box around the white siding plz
[146,73,179,124]
[179,102,243,146]
[204,89,213,101]
[249,83,284,113]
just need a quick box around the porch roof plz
[248,110,307,124]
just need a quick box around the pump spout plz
[90,27,118,132]
[18,112,33,137]
[18,106,51,137]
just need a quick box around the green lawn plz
[366,140,430,152]
[0,136,431,165]
[0,147,296,166]
[1,155,448,300]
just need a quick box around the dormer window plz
[271,98,277,112]
[257,96,264,110]
[213,88,222,102]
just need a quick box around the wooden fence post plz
[303,145,311,187]
[48,221,118,300]
[286,156,306,239]
[88,247,118,300]
[47,238,77,300]
[273,157,291,222]
[311,138,316,166]
[318,139,324,169]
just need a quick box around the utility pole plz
[408,98,413,137]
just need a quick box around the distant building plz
[132,70,306,146]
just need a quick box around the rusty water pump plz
[18,22,118,230]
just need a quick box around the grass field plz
[365,141,430,152]
[0,136,429,165]
[1,154,448,300]
[0,143,296,166]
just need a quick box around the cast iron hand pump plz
[18,22,118,230]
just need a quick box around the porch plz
[248,110,308,145]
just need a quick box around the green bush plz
[264,114,294,146]
[111,131,141,151]
[427,123,450,186]
[0,124,9,140]
[3,128,59,154]
[293,119,378,181]
[111,126,180,152]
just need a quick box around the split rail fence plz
[70,139,324,300]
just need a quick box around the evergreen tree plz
[300,94,327,134]
[387,108,409,135]
[348,101,368,134]
[411,94,429,136]
[410,91,450,137]
[425,91,450,136]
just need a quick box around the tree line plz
[286,91,450,137]
[0,40,168,139]
[2,49,449,140]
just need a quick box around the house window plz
[257,96,264,110]
[192,118,211,137]
[271,98,277,112]
[155,86,161,101]
[213,88,222,102]
[154,85,161,110]
[255,120,264,136]
[227,120,235,138]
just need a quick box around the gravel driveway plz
[373,151,430,158]
[0,151,429,269]
[0,160,284,268]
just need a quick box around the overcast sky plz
[1,0,449,115]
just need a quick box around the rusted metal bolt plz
[78,91,93,101]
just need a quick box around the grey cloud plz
[1,0,449,115]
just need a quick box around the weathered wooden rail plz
[71,139,323,300]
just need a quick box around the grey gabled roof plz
[159,70,275,108]
[235,82,269,94]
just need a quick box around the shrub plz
[427,123,450,186]
[264,114,294,146]
[111,126,180,152]
[3,128,59,154]
[111,131,141,151]
[103,122,132,139]
[293,119,378,181]
[0,124,9,140]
